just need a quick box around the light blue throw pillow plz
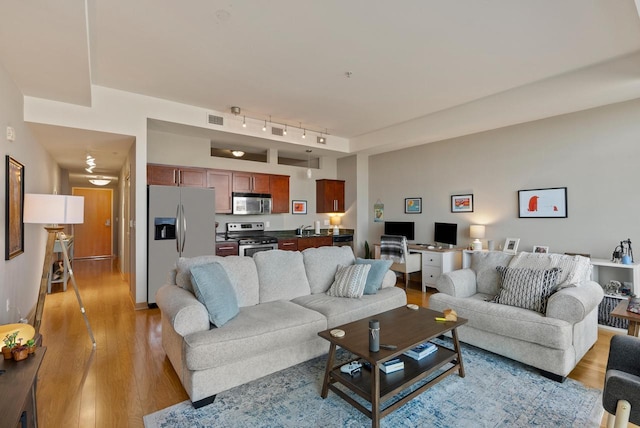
[356,258,393,294]
[190,262,239,327]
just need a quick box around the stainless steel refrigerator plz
[147,185,216,305]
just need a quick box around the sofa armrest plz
[546,280,604,324]
[156,284,210,336]
[435,269,478,298]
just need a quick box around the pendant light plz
[306,149,312,179]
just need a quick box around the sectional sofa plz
[156,246,407,407]
[429,251,604,381]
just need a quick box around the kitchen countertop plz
[216,229,353,242]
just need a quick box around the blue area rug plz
[144,340,603,427]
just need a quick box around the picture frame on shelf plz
[292,200,307,215]
[503,238,520,254]
[533,245,549,254]
[518,187,567,218]
[5,156,25,260]
[451,194,474,213]
[404,197,422,214]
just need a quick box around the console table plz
[0,347,46,428]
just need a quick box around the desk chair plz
[603,334,640,428]
[380,235,421,289]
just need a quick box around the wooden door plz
[72,188,113,258]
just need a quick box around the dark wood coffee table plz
[318,306,467,428]
[611,298,640,336]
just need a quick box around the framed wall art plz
[503,237,520,254]
[292,200,307,214]
[5,156,25,260]
[533,245,549,254]
[451,194,473,213]
[518,187,567,218]
[404,198,422,214]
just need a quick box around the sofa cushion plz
[494,266,561,314]
[182,300,327,370]
[356,258,393,294]
[292,287,407,329]
[470,251,514,295]
[508,252,591,287]
[303,246,356,294]
[176,255,260,307]
[327,264,370,298]
[254,250,311,303]
[190,263,239,327]
[429,292,573,350]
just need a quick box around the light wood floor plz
[37,260,617,427]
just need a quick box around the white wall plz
[368,98,640,260]
[0,63,60,324]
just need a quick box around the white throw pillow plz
[327,264,371,298]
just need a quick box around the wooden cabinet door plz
[177,167,206,187]
[252,173,271,193]
[278,238,298,251]
[297,236,333,251]
[215,242,238,256]
[232,172,252,192]
[147,164,178,186]
[270,175,290,213]
[316,179,345,213]
[207,169,232,213]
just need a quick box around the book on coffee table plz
[403,342,437,360]
[627,296,640,314]
[380,358,404,374]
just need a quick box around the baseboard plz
[134,302,150,310]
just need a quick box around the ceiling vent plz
[207,114,224,126]
[317,136,327,144]
[271,127,284,136]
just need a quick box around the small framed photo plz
[451,194,474,213]
[503,237,520,254]
[518,187,567,218]
[404,198,422,214]
[533,245,549,254]
[292,200,307,215]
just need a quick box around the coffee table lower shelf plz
[322,344,463,425]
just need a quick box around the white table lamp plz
[23,194,95,346]
[470,225,486,251]
[330,215,341,235]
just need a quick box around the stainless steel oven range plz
[226,222,278,257]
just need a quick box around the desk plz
[0,347,46,428]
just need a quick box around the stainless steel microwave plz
[232,192,272,215]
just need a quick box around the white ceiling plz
[2,0,640,177]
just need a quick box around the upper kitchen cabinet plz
[207,169,233,214]
[232,172,271,193]
[316,179,345,213]
[270,175,290,214]
[147,164,207,187]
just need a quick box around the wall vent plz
[317,136,327,144]
[271,127,284,136]
[207,114,224,126]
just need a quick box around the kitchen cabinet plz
[270,175,290,213]
[316,179,345,213]
[215,241,238,257]
[278,238,298,251]
[207,169,233,214]
[233,172,270,193]
[297,236,333,251]
[147,164,206,187]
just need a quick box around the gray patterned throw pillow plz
[493,266,561,314]
[327,264,371,298]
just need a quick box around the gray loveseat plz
[156,246,406,407]
[429,251,603,381]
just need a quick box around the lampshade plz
[330,216,341,226]
[23,194,84,225]
[469,225,485,239]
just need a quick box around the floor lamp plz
[23,194,96,347]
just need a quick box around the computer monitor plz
[384,221,415,241]
[434,222,457,246]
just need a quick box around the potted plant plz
[11,339,28,361]
[2,331,18,360]
[26,338,36,354]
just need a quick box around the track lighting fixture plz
[306,150,313,179]
[262,120,267,132]
[283,124,287,136]
[231,107,328,141]
[242,116,246,128]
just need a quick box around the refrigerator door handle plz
[175,203,181,254]
[181,204,187,253]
